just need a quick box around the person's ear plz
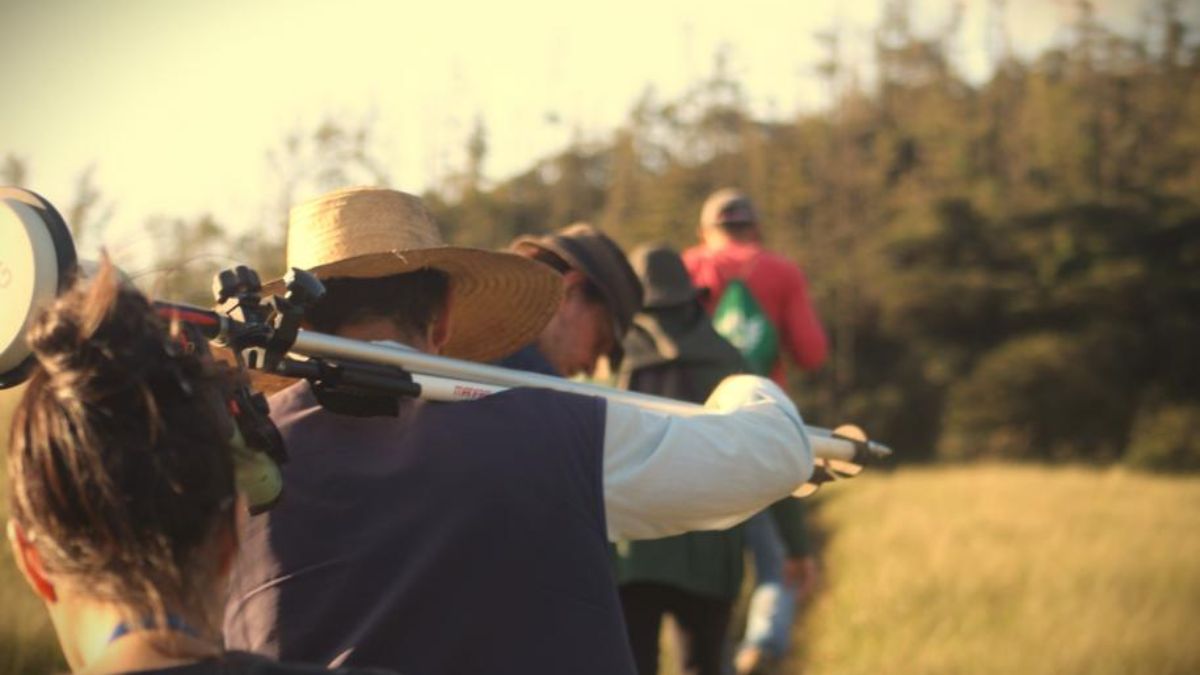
[561,270,589,301]
[7,520,57,603]
[427,293,453,354]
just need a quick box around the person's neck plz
[83,629,220,674]
[338,318,430,351]
[703,231,758,252]
[52,598,219,674]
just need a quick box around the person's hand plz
[784,554,820,603]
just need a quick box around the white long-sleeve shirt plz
[367,340,814,541]
[602,374,813,540]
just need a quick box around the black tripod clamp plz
[211,265,422,417]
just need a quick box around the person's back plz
[226,383,632,675]
[682,189,825,675]
[682,189,828,381]
[617,300,750,603]
[613,245,751,675]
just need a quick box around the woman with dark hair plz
[5,262,392,675]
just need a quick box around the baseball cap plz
[700,188,758,229]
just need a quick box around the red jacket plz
[683,241,828,384]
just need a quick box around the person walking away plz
[611,244,749,675]
[683,188,828,674]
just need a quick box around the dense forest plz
[6,1,1198,468]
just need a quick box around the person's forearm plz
[602,375,813,541]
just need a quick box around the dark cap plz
[700,188,758,229]
[629,243,700,309]
[511,223,644,368]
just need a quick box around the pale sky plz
[0,0,1186,262]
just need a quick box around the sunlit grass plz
[793,465,1200,675]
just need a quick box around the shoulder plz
[755,248,798,269]
[120,653,399,675]
[482,386,605,419]
[754,250,807,283]
[681,245,710,269]
[217,652,399,674]
[421,386,607,439]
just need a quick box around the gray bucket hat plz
[511,223,644,369]
[629,243,701,309]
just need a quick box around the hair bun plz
[8,257,238,623]
[27,262,185,399]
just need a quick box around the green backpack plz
[712,276,779,376]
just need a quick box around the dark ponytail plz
[7,259,237,623]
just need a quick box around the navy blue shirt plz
[119,651,394,675]
[225,382,635,675]
[497,343,559,376]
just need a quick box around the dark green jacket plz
[612,302,810,599]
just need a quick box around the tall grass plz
[793,465,1200,675]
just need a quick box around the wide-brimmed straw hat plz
[263,187,561,362]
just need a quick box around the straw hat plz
[263,187,561,363]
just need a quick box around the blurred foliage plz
[422,1,1200,468]
[1126,399,1200,472]
[34,0,1196,469]
[939,332,1128,462]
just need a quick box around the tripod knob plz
[282,267,326,311]
[214,265,263,305]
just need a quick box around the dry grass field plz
[789,465,1200,675]
[2,382,1198,674]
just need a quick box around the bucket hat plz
[628,243,701,309]
[510,223,642,369]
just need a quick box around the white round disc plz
[0,198,61,377]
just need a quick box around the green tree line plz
[423,0,1200,469]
